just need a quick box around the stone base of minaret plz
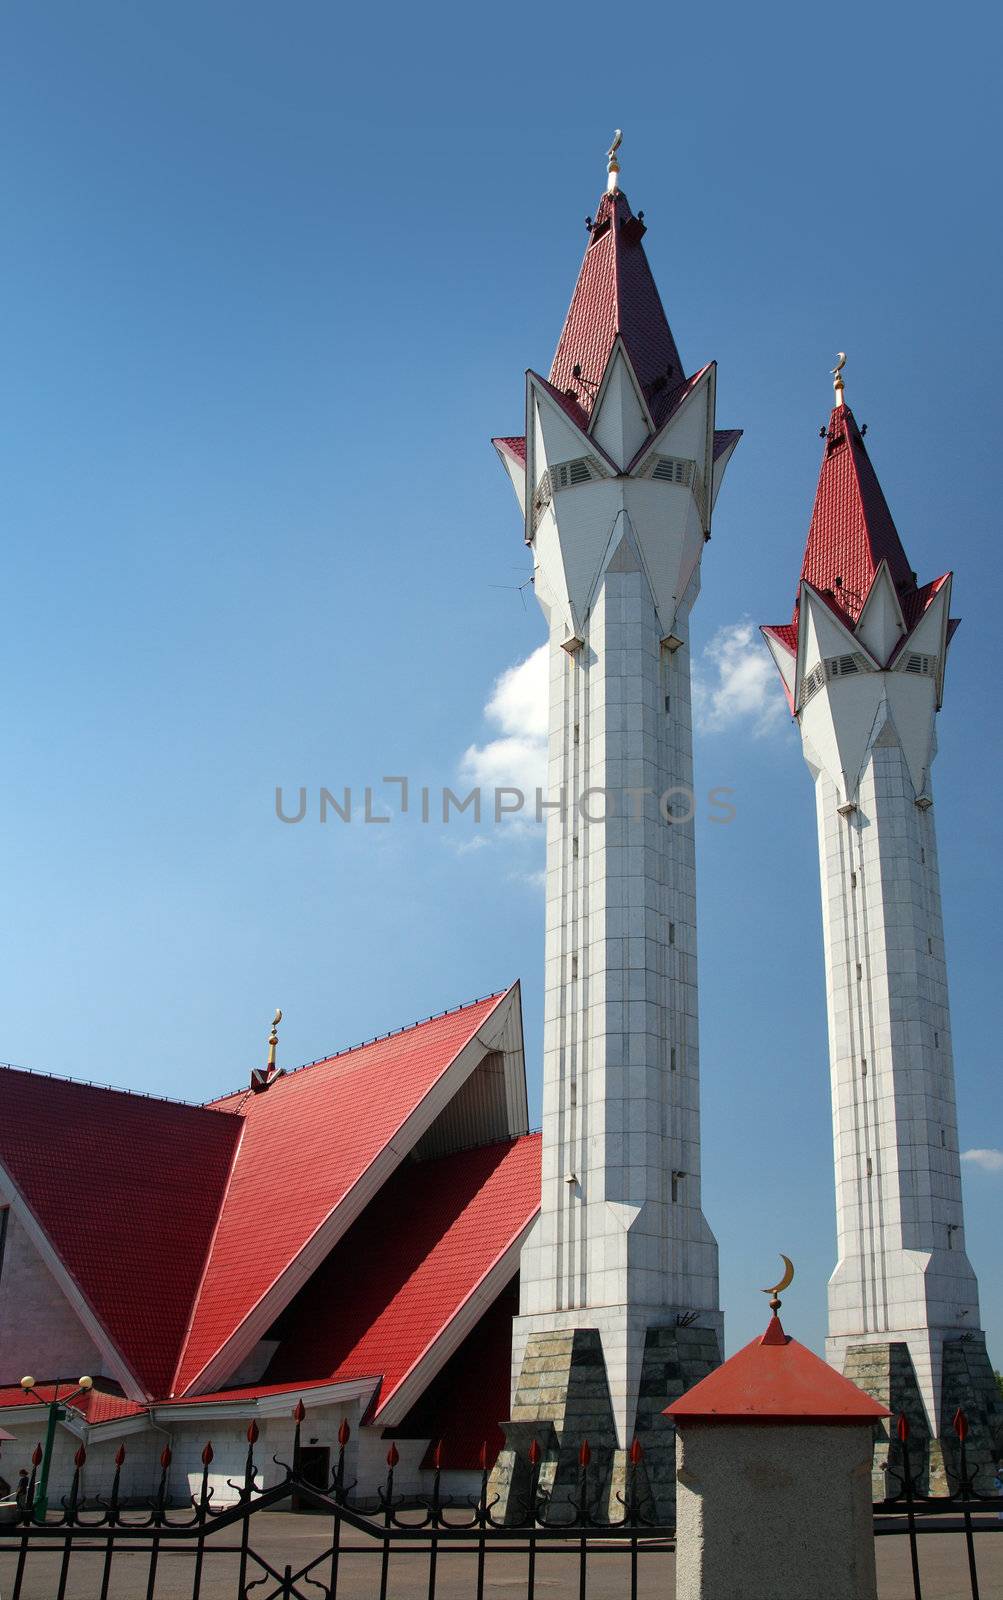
[840,1338,1003,1499]
[489,1323,721,1525]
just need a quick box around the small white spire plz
[832,351,847,407]
[606,128,622,194]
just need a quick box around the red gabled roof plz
[549,188,685,430]
[411,1280,518,1471]
[0,1381,146,1426]
[666,1314,890,1425]
[799,402,913,623]
[156,1377,370,1407]
[0,1069,241,1398]
[493,436,526,464]
[262,1134,542,1420]
[172,991,514,1396]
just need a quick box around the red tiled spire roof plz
[762,393,958,677]
[798,402,914,624]
[549,188,685,429]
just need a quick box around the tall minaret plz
[762,359,1002,1488]
[490,138,741,1520]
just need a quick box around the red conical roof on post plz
[797,402,914,625]
[665,1313,890,1426]
[549,188,685,430]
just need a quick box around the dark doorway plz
[292,1446,330,1512]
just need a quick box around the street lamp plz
[20,1375,93,1522]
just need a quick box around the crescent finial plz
[762,1254,795,1312]
[832,351,847,405]
[267,1008,282,1071]
[606,129,623,193]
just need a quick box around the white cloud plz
[961,1148,1003,1173]
[693,619,786,737]
[460,645,549,805]
[510,866,546,891]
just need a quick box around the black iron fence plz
[1,1403,999,1599]
[0,1411,673,1600]
[873,1409,1003,1600]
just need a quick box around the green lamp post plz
[20,1374,93,1522]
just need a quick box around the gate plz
[0,1413,674,1599]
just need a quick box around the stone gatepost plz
[665,1305,889,1600]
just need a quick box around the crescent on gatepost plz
[762,1254,795,1296]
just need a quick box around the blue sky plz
[2,1,1000,1358]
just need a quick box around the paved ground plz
[1,1513,1001,1597]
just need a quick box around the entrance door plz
[292,1446,331,1512]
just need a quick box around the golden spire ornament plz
[606,129,622,193]
[762,1254,795,1314]
[267,1008,282,1073]
[832,351,847,406]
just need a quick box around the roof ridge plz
[206,988,511,1106]
[0,1061,221,1113]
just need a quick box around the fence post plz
[666,1301,889,1600]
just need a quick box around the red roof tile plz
[409,1280,518,1471]
[493,436,526,463]
[0,1070,241,1398]
[549,189,685,429]
[263,1134,541,1420]
[799,403,913,623]
[713,428,743,460]
[173,992,514,1396]
[667,1314,889,1425]
[762,403,957,667]
[0,1381,145,1426]
[156,1377,369,1407]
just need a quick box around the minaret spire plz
[488,146,741,1524]
[761,365,1002,1493]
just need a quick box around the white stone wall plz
[675,1422,877,1600]
[0,1210,105,1385]
[515,531,720,1439]
[804,700,980,1432]
[0,1419,162,1506]
[523,575,716,1320]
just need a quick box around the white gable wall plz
[0,1210,104,1385]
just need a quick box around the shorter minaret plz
[762,361,1003,1489]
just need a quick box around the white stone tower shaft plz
[763,382,989,1444]
[493,176,740,1450]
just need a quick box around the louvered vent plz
[531,470,553,533]
[800,663,827,707]
[644,455,707,521]
[652,456,694,486]
[799,653,872,710]
[904,652,937,676]
[552,457,599,490]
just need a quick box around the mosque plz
[0,136,999,1511]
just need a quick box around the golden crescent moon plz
[832,351,846,375]
[762,1254,795,1295]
